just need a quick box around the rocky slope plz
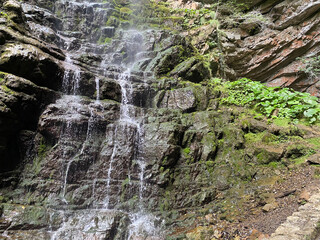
[0,0,319,239]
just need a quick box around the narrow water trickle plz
[62,160,73,203]
[104,124,119,209]
[104,68,142,209]
[59,54,84,204]
[95,77,100,102]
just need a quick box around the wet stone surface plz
[0,0,320,239]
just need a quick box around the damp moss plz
[244,132,264,144]
[0,71,7,82]
[120,7,132,15]
[120,178,130,201]
[97,36,112,45]
[256,151,271,164]
[183,147,191,155]
[205,160,215,173]
[292,156,308,165]
[268,161,281,168]
[0,85,14,94]
[307,137,320,148]
[32,139,50,175]
[272,118,291,127]
[159,190,171,213]
[286,144,315,159]
[106,16,120,27]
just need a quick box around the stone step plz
[264,191,320,240]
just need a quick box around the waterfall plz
[18,0,165,238]
[97,29,163,238]
[59,55,82,203]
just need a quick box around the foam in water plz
[127,213,164,240]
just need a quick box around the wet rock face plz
[0,72,59,172]
[223,0,320,96]
[0,0,191,238]
[0,0,65,172]
[0,43,63,89]
[0,0,320,239]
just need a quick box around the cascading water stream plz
[104,68,140,209]
[26,0,166,238]
[94,29,164,238]
[58,53,83,203]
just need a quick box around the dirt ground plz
[230,164,320,239]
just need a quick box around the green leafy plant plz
[299,55,320,79]
[221,78,320,123]
[180,8,218,30]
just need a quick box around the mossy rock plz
[120,7,132,15]
[1,204,48,228]
[212,166,232,191]
[170,56,211,83]
[261,132,279,144]
[285,144,315,159]
[106,16,120,27]
[3,0,25,25]
[221,126,245,149]
[255,146,283,164]
[154,45,190,75]
[201,132,217,161]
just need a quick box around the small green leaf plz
[304,109,318,118]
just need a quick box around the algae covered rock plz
[3,0,26,25]
[0,43,63,90]
[170,56,212,83]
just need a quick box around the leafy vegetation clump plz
[221,78,320,123]
[299,55,320,79]
[180,8,219,30]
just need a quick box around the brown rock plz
[262,201,278,212]
[156,88,197,112]
[307,153,320,165]
[249,229,269,240]
[224,0,320,96]
[204,214,215,224]
[299,189,310,202]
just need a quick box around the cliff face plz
[0,0,63,172]
[224,0,320,96]
[0,0,319,239]
[167,0,320,96]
